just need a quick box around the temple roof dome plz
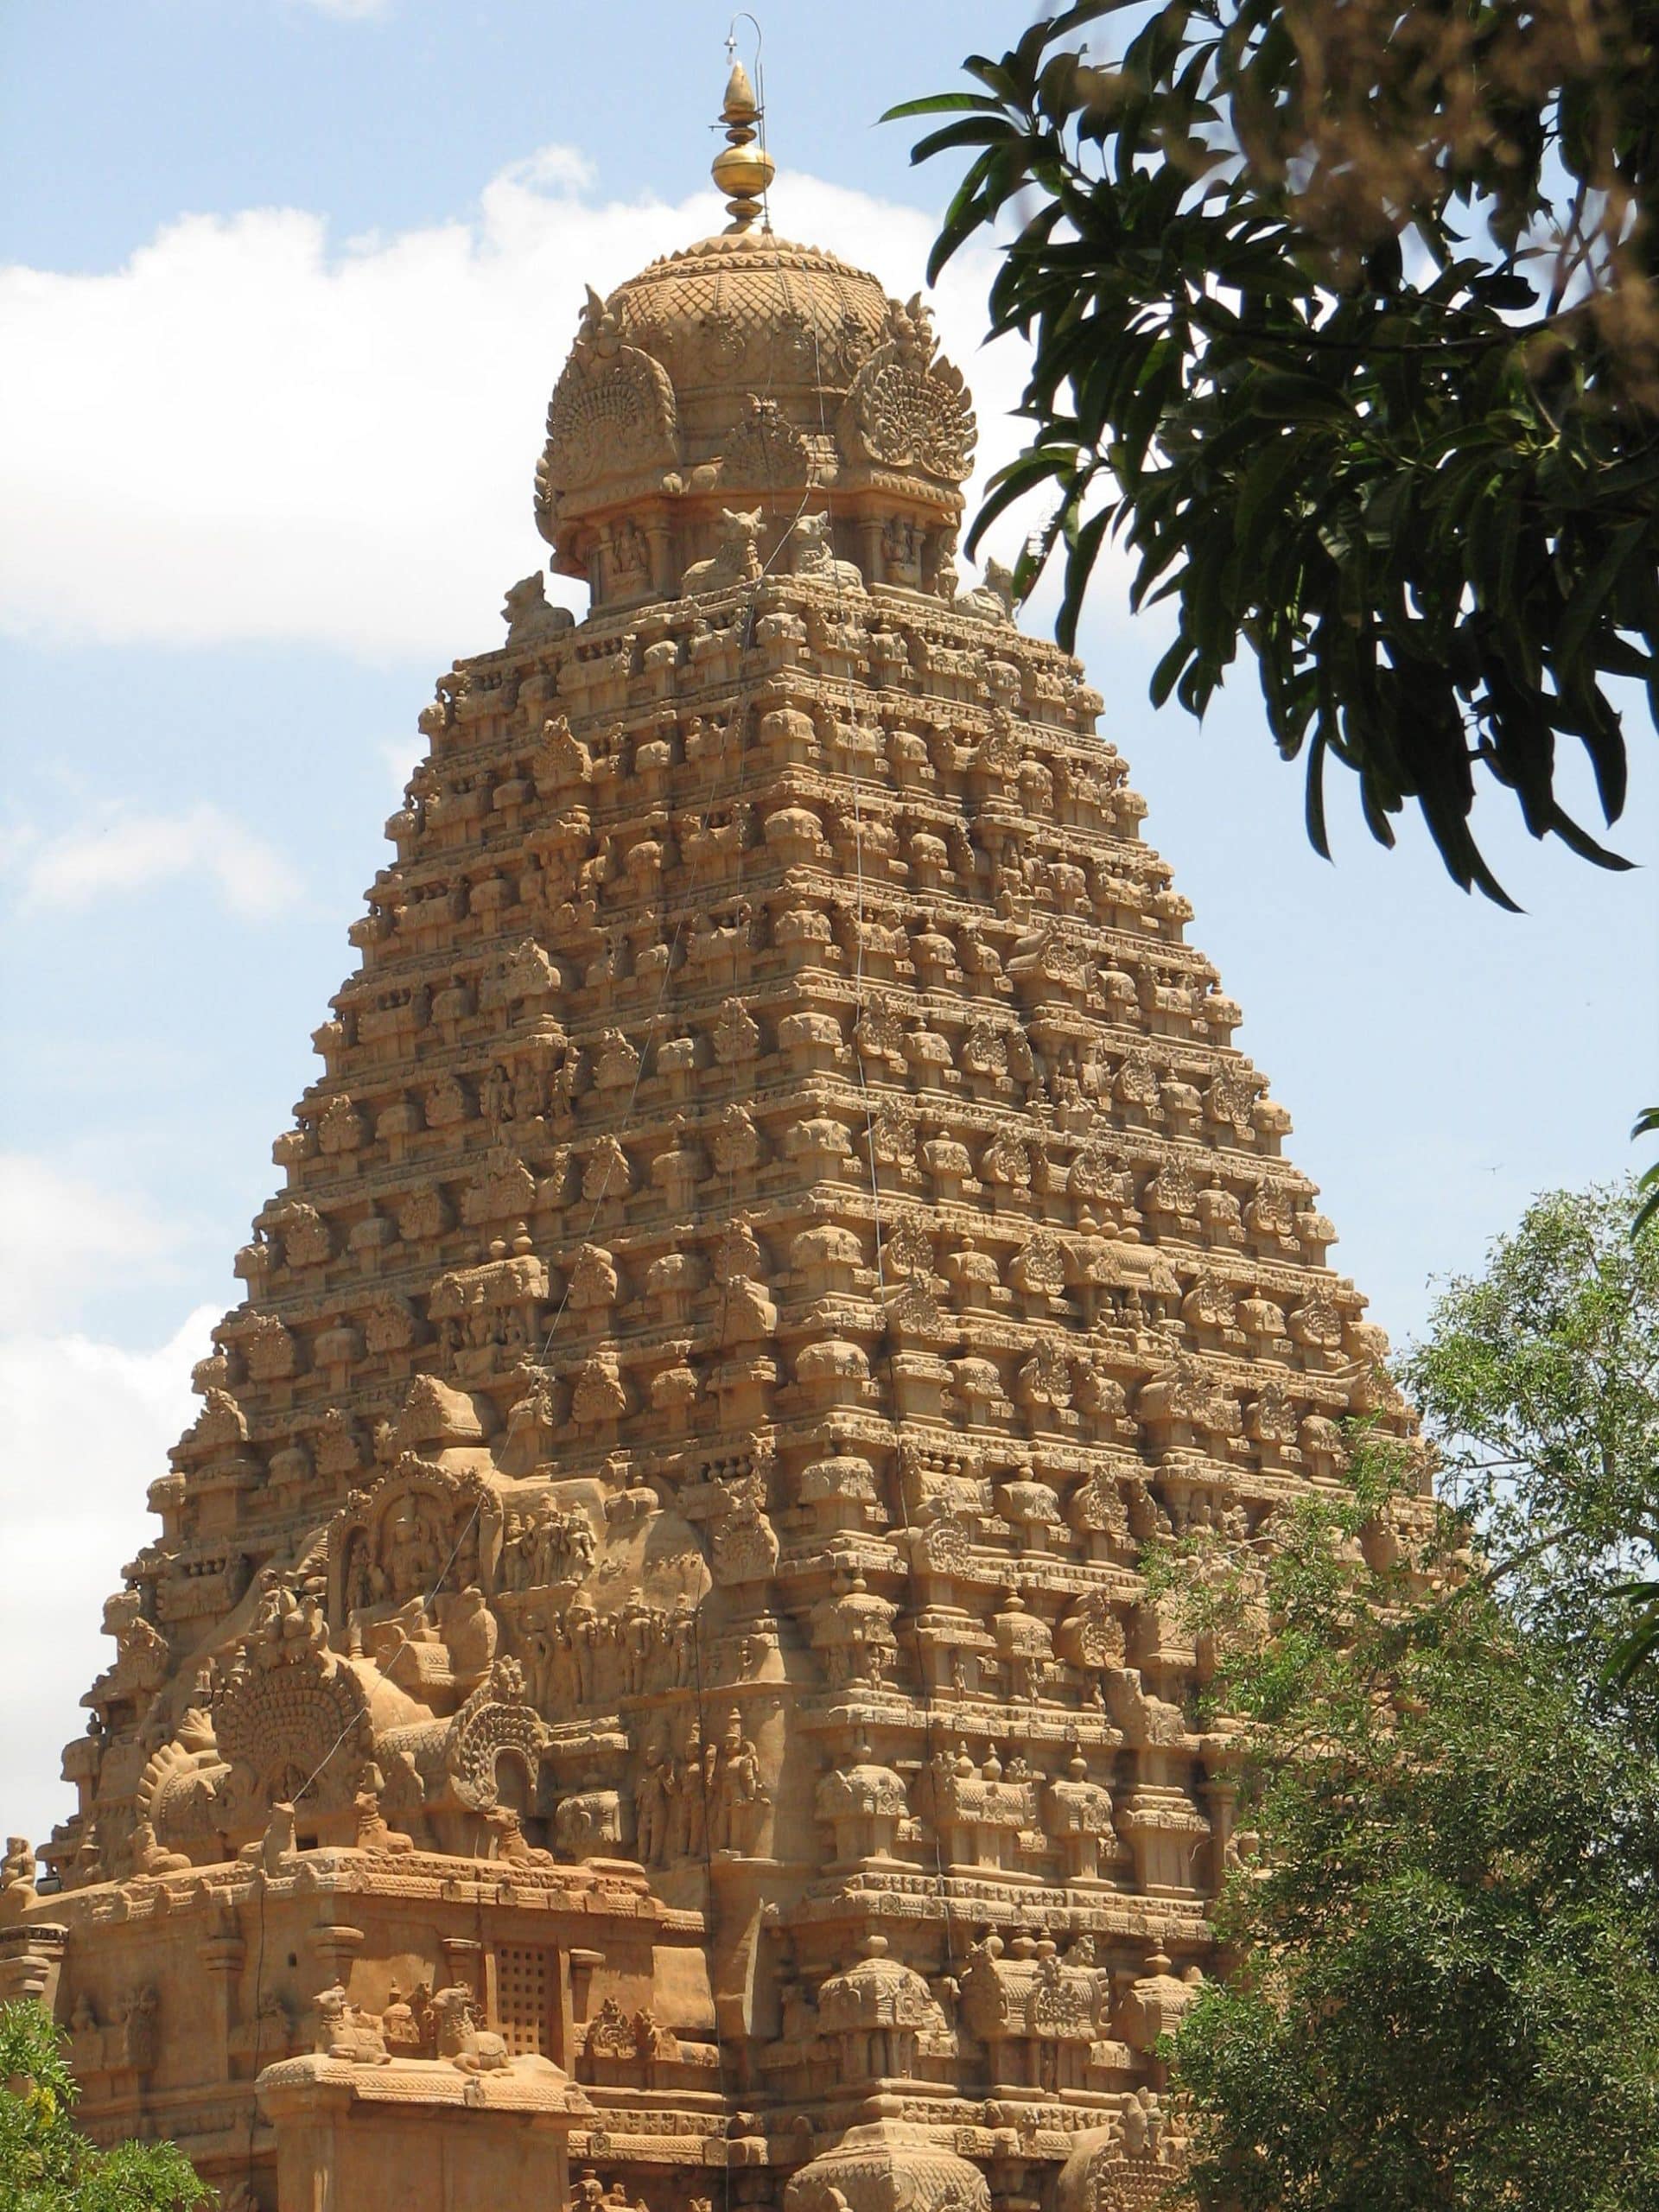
[529,55,981,607]
[534,230,977,606]
[604,229,892,416]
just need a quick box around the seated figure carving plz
[789,512,864,594]
[681,508,764,595]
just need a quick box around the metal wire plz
[233,578,760,2204]
[804,323,963,1971]
[726,13,772,234]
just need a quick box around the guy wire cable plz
[806,321,963,1971]
[237,550,752,2194]
[725,14,772,235]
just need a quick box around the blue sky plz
[2,0,1655,1849]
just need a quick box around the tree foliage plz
[889,0,1659,905]
[0,2002,207,2212]
[1171,1500,1659,2210]
[1163,1183,1659,2210]
[1404,1178,1659,1690]
[1637,1102,1659,1231]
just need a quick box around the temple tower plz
[1,62,1412,2212]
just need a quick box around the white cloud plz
[0,1306,215,1856]
[0,158,1056,661]
[10,801,302,919]
[288,0,391,16]
[0,1158,215,1847]
[0,1152,190,1331]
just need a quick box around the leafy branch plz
[888,0,1659,905]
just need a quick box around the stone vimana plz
[0,56,1418,2212]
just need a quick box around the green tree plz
[889,0,1659,906]
[1162,1184,1659,2210]
[1404,1178,1659,1693]
[0,2001,207,2212]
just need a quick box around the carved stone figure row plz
[630,1708,768,1865]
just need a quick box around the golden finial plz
[711,23,773,234]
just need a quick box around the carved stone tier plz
[5,181,1422,2212]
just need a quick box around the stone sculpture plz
[0,51,1425,2212]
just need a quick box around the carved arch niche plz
[327,1455,504,1700]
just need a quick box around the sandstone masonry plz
[1,62,1421,2212]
